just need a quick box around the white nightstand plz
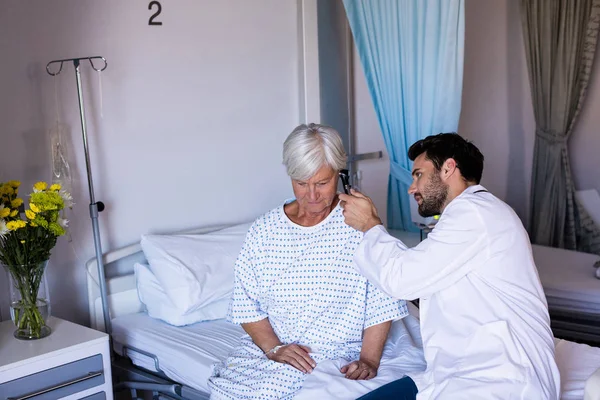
[0,317,113,400]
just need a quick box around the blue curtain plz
[343,0,465,230]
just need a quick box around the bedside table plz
[0,317,113,399]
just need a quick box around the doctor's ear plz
[441,158,457,178]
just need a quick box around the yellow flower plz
[48,222,65,236]
[0,206,9,219]
[8,180,20,188]
[33,216,48,229]
[49,183,61,191]
[30,191,62,211]
[11,198,23,208]
[6,220,26,230]
[30,203,41,213]
[30,221,38,227]
[9,209,18,217]
[25,209,36,220]
[20,240,25,244]
[33,181,47,192]
[0,186,14,196]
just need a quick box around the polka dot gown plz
[208,201,408,399]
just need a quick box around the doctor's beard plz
[416,172,448,217]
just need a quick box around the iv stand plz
[45,56,112,335]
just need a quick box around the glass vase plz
[4,260,52,340]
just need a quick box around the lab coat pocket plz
[460,320,527,383]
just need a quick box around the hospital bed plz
[534,245,600,346]
[87,223,600,400]
[533,189,600,347]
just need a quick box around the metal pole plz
[73,60,112,335]
[345,16,356,186]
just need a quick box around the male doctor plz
[339,133,561,399]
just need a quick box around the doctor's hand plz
[339,189,383,232]
[266,344,316,374]
[340,359,378,380]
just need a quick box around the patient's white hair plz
[283,123,347,181]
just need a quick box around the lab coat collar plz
[441,185,487,217]
[460,184,487,196]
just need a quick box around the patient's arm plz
[361,320,391,366]
[242,318,282,353]
[341,320,392,380]
[242,318,316,373]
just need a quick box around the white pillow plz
[140,222,251,314]
[134,262,229,326]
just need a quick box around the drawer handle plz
[8,371,103,400]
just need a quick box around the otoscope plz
[339,169,351,195]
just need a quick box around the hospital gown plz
[208,201,408,400]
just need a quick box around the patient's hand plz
[266,344,316,374]
[340,359,378,380]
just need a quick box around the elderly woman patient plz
[208,124,408,399]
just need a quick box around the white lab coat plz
[355,185,561,399]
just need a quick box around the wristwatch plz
[266,344,284,356]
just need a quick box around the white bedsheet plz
[112,310,600,399]
[112,310,427,397]
[296,312,426,399]
[555,338,600,399]
[533,245,600,314]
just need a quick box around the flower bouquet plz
[0,180,72,339]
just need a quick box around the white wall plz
[458,0,535,223]
[0,0,310,324]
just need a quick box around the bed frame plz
[549,309,600,347]
[86,223,241,400]
[529,244,600,347]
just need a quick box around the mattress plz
[112,311,600,399]
[532,244,600,313]
[111,313,244,393]
[112,309,428,398]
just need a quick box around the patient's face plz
[408,153,448,217]
[291,165,339,215]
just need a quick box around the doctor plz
[339,133,561,399]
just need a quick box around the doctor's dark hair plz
[408,133,484,184]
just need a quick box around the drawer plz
[0,354,105,400]
[81,392,107,400]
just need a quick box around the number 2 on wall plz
[148,1,163,26]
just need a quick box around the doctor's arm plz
[355,198,487,300]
